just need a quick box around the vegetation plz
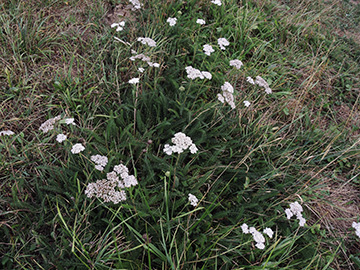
[1,0,359,269]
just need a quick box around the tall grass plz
[1,0,359,269]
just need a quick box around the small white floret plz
[196,19,206,25]
[246,76,255,85]
[243,100,251,107]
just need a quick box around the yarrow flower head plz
[229,59,243,69]
[285,201,306,227]
[196,19,206,25]
[130,53,160,68]
[129,0,142,10]
[111,21,125,31]
[255,76,272,94]
[56,134,67,143]
[218,82,235,109]
[163,132,198,155]
[188,193,199,207]
[71,143,85,154]
[64,118,76,125]
[85,162,138,204]
[137,37,157,47]
[129,77,140,84]
[0,130,15,136]
[211,0,222,6]
[167,17,177,26]
[217,38,229,50]
[91,155,108,171]
[203,44,215,56]
[243,100,251,107]
[185,66,212,80]
[39,115,61,133]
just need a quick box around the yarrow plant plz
[163,132,198,155]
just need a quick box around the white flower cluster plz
[0,130,14,136]
[71,143,85,154]
[85,162,138,204]
[241,224,273,250]
[111,21,125,32]
[229,59,243,69]
[255,76,272,94]
[285,201,306,227]
[167,17,177,26]
[217,38,229,50]
[130,53,160,68]
[129,78,140,84]
[203,44,215,56]
[129,0,142,10]
[39,115,76,133]
[91,155,108,171]
[188,193,198,207]
[211,0,222,6]
[56,134,67,143]
[113,164,138,188]
[39,115,62,133]
[217,82,235,109]
[163,132,198,155]
[243,100,251,107]
[137,37,157,47]
[196,19,206,25]
[352,222,360,238]
[185,66,212,80]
